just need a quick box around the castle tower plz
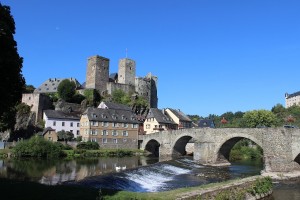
[118,58,136,85]
[85,55,109,94]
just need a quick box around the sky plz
[1,0,300,117]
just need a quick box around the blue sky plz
[2,0,300,117]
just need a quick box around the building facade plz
[144,108,178,134]
[163,108,192,129]
[285,92,300,108]
[42,127,58,142]
[43,110,81,138]
[80,103,140,149]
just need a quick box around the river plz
[0,156,299,199]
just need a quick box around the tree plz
[242,110,277,128]
[57,130,74,144]
[84,89,101,107]
[23,84,35,93]
[111,89,131,105]
[0,4,25,131]
[57,79,76,102]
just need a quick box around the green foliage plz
[248,177,273,195]
[76,141,99,150]
[242,110,277,128]
[187,115,201,123]
[111,89,131,105]
[70,93,85,104]
[57,79,76,102]
[0,4,25,131]
[83,89,101,106]
[57,130,74,143]
[23,84,35,93]
[230,139,263,161]
[16,102,31,115]
[47,92,59,102]
[13,136,65,158]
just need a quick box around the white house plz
[43,110,81,138]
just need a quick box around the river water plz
[0,156,299,199]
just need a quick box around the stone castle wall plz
[106,82,135,96]
[21,93,52,123]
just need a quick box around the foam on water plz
[124,164,191,192]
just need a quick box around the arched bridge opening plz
[144,139,160,157]
[217,137,264,165]
[172,136,194,157]
[295,154,300,165]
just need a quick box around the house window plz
[48,137,52,141]
[102,122,108,127]
[62,122,65,126]
[123,123,128,128]
[113,138,118,143]
[77,123,80,127]
[102,130,108,136]
[70,122,73,127]
[132,123,138,128]
[123,138,127,142]
[112,122,118,127]
[91,121,98,126]
[76,130,80,135]
[102,138,107,143]
[85,129,88,135]
[53,121,56,126]
[122,131,128,137]
[70,130,73,133]
[91,138,97,142]
[91,129,97,135]
[112,130,118,136]
[146,124,150,129]
[92,113,97,118]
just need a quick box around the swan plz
[122,166,126,170]
[115,166,121,171]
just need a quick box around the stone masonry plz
[85,55,158,108]
[139,128,300,173]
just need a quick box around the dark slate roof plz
[98,101,132,111]
[198,119,215,128]
[81,82,86,89]
[34,78,82,93]
[166,108,192,122]
[286,91,300,99]
[146,108,177,124]
[109,73,118,81]
[44,110,81,120]
[84,107,140,123]
[42,127,56,136]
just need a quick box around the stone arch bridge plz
[139,128,300,173]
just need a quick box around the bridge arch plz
[216,133,264,163]
[172,133,197,157]
[294,152,300,165]
[144,139,161,157]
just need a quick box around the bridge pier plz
[194,142,217,164]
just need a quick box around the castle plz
[34,55,158,108]
[85,55,158,108]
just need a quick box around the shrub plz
[76,141,99,150]
[13,136,65,158]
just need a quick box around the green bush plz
[76,141,99,150]
[13,136,65,158]
[248,177,273,195]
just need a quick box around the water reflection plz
[0,156,159,185]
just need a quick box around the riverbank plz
[100,176,272,200]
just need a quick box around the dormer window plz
[92,113,97,118]
[101,114,107,118]
[122,115,126,120]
